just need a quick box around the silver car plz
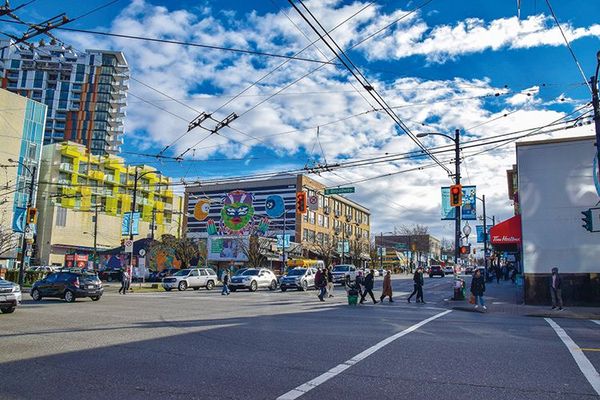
[0,278,22,314]
[280,267,316,291]
[162,268,218,291]
[331,264,358,285]
[230,268,278,292]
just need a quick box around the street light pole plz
[380,232,383,271]
[591,51,600,180]
[454,129,461,266]
[482,195,488,277]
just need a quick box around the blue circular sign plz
[265,195,285,218]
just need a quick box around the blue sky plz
[10,0,600,240]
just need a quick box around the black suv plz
[31,271,104,302]
[429,265,445,278]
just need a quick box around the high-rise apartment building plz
[0,40,128,156]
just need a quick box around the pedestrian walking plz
[379,270,393,303]
[550,267,563,310]
[470,268,486,311]
[407,267,424,303]
[221,270,230,295]
[119,268,129,295]
[353,271,364,299]
[315,267,327,302]
[326,267,334,298]
[360,269,378,304]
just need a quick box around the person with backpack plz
[221,270,230,295]
[407,267,424,303]
[470,268,487,311]
[315,267,327,301]
[360,269,378,304]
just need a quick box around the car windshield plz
[173,269,191,276]
[242,269,259,276]
[287,269,306,276]
[333,266,349,272]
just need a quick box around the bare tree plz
[368,236,380,269]
[309,235,338,268]
[150,234,199,269]
[236,235,272,269]
[0,216,19,258]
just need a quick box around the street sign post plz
[124,239,134,253]
[324,187,355,195]
[308,195,318,211]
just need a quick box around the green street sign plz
[394,243,408,251]
[324,187,355,195]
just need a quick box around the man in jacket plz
[550,267,563,310]
[221,270,230,295]
[360,269,378,304]
[470,268,486,311]
[407,267,424,303]
[315,268,327,301]
[326,267,334,298]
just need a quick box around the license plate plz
[0,295,6,302]
[87,285,94,289]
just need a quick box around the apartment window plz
[20,70,28,87]
[303,229,308,241]
[317,214,323,227]
[55,207,67,227]
[10,60,20,68]
[308,211,315,225]
[324,216,329,228]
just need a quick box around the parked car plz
[230,268,278,292]
[162,268,218,291]
[148,268,179,282]
[377,268,386,276]
[331,264,357,285]
[0,278,22,314]
[465,265,475,274]
[31,271,103,302]
[280,267,317,291]
[429,265,445,278]
[98,268,122,282]
[443,265,454,274]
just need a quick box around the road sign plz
[308,195,318,211]
[139,248,146,257]
[24,225,33,240]
[124,239,134,253]
[324,187,355,195]
[394,243,408,251]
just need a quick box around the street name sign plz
[324,187,355,195]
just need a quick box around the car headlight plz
[13,285,21,293]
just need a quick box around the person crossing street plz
[360,269,378,304]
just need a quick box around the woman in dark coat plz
[470,269,487,311]
[407,267,424,303]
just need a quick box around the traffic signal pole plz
[18,165,36,287]
[591,52,600,181]
[454,129,461,265]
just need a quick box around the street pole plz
[93,204,98,269]
[454,129,462,266]
[17,165,36,287]
[482,194,488,278]
[282,204,286,275]
[591,52,600,179]
[151,208,156,240]
[380,232,383,271]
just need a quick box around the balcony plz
[88,170,105,181]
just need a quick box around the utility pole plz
[380,232,384,271]
[93,204,98,269]
[150,208,156,240]
[17,165,36,287]
[591,51,600,180]
[482,195,488,278]
[282,204,287,274]
[454,129,461,266]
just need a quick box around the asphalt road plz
[1,275,598,400]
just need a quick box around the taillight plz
[72,278,80,288]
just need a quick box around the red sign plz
[489,215,522,245]
[64,254,89,268]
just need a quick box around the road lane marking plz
[276,309,452,400]
[592,320,600,326]
[579,348,600,352]
[545,318,600,396]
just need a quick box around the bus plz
[286,259,325,270]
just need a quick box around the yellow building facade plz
[36,141,183,265]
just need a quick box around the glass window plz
[189,270,199,276]
[55,207,67,227]
[45,273,58,283]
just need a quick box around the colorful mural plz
[206,190,270,236]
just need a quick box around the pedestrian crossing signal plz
[450,184,462,207]
[26,207,37,224]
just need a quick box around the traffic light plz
[459,245,470,255]
[26,207,37,224]
[582,209,593,231]
[449,184,463,207]
[296,191,307,213]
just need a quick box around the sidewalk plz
[446,277,600,319]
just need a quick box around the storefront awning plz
[489,215,522,246]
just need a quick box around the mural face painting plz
[206,190,270,236]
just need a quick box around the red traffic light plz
[460,245,469,254]
[296,192,307,213]
[449,184,463,207]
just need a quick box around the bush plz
[4,269,47,285]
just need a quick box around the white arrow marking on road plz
[591,320,600,327]
[276,309,452,400]
[545,318,600,396]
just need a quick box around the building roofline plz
[516,134,595,148]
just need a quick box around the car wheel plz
[193,287,199,291]
[31,289,42,301]
[269,280,277,291]
[301,280,308,291]
[249,281,258,292]
[164,287,172,292]
[281,286,287,292]
[64,290,75,303]
[0,306,16,313]
[91,296,101,301]
[178,281,188,291]
[230,287,237,292]
[206,280,214,290]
